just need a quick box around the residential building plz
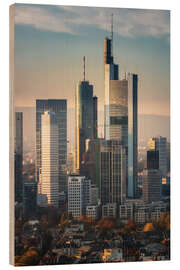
[68,175,91,218]
[134,205,150,224]
[86,205,99,220]
[150,204,167,221]
[102,203,117,218]
[119,203,134,222]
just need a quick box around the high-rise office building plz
[93,96,98,139]
[127,73,138,198]
[147,150,159,170]
[39,111,59,207]
[143,147,161,203]
[80,138,102,188]
[142,169,161,203]
[104,20,138,198]
[36,99,67,193]
[100,140,127,205]
[148,136,167,175]
[75,57,98,173]
[68,175,91,218]
[23,180,37,217]
[15,112,23,203]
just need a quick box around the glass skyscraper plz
[36,99,67,194]
[148,136,167,176]
[104,33,138,199]
[75,79,97,173]
[100,140,127,205]
[127,73,138,198]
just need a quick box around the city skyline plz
[14,4,170,117]
[14,4,170,154]
[11,4,171,266]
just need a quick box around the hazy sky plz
[14,4,170,117]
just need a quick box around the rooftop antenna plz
[83,56,86,81]
[111,13,113,56]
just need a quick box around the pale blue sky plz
[14,3,170,117]
[14,4,170,151]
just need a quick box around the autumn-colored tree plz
[143,222,154,232]
[153,211,170,232]
[96,218,115,234]
[15,248,40,266]
[59,212,69,232]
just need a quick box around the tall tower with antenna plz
[75,57,98,173]
[103,15,138,199]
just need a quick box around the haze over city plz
[14,4,170,153]
[12,4,170,266]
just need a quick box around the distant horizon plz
[15,106,170,156]
[14,4,170,118]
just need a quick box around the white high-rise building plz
[39,111,59,207]
[68,176,91,218]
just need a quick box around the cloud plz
[14,4,170,39]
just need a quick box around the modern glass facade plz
[142,169,161,203]
[23,181,37,217]
[148,136,167,176]
[127,73,138,198]
[93,96,98,139]
[36,99,67,193]
[75,81,97,172]
[104,35,138,199]
[100,140,127,205]
[147,150,159,170]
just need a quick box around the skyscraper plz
[36,99,67,193]
[93,96,98,139]
[143,149,161,203]
[39,111,59,207]
[75,57,98,173]
[100,140,127,205]
[103,18,138,198]
[15,112,23,203]
[127,73,138,198]
[148,136,167,176]
[23,180,37,217]
[147,150,159,170]
[142,169,161,203]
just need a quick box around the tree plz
[59,212,69,232]
[153,211,170,232]
[15,248,40,266]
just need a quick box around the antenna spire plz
[83,56,86,81]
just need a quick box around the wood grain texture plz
[9,4,15,266]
